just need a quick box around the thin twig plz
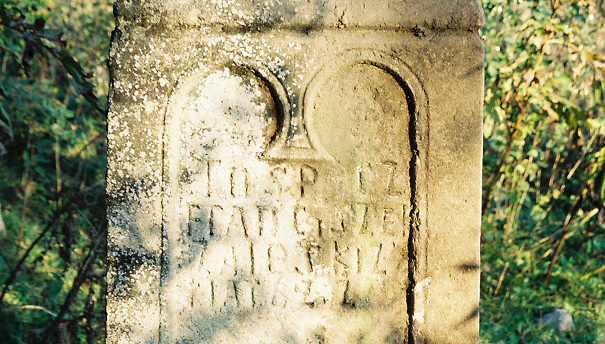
[566,131,598,179]
[544,188,586,284]
[494,262,510,296]
[0,188,101,309]
[41,223,105,343]
[0,206,63,309]
[3,305,58,317]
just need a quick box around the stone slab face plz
[106,1,484,343]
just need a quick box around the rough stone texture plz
[106,1,483,343]
[536,309,576,332]
[113,0,484,31]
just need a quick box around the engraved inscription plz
[183,161,410,309]
[165,60,415,342]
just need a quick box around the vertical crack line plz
[159,112,166,344]
[159,86,171,343]
[406,88,419,344]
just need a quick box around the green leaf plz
[484,113,495,138]
[0,105,11,128]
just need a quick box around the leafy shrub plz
[0,0,112,342]
[481,0,605,342]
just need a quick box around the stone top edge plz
[113,0,485,31]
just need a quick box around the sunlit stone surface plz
[106,1,484,343]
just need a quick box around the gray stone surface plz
[537,309,576,332]
[106,1,483,343]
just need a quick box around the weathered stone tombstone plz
[106,1,484,343]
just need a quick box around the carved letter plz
[300,164,318,197]
[230,167,248,198]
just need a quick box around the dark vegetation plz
[0,0,603,343]
[0,0,111,342]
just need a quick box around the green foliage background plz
[0,0,112,342]
[481,0,605,342]
[0,0,603,343]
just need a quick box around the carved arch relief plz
[302,50,425,165]
[264,50,427,163]
[160,52,429,343]
[164,61,286,164]
[163,52,426,166]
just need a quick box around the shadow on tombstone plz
[107,1,484,343]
